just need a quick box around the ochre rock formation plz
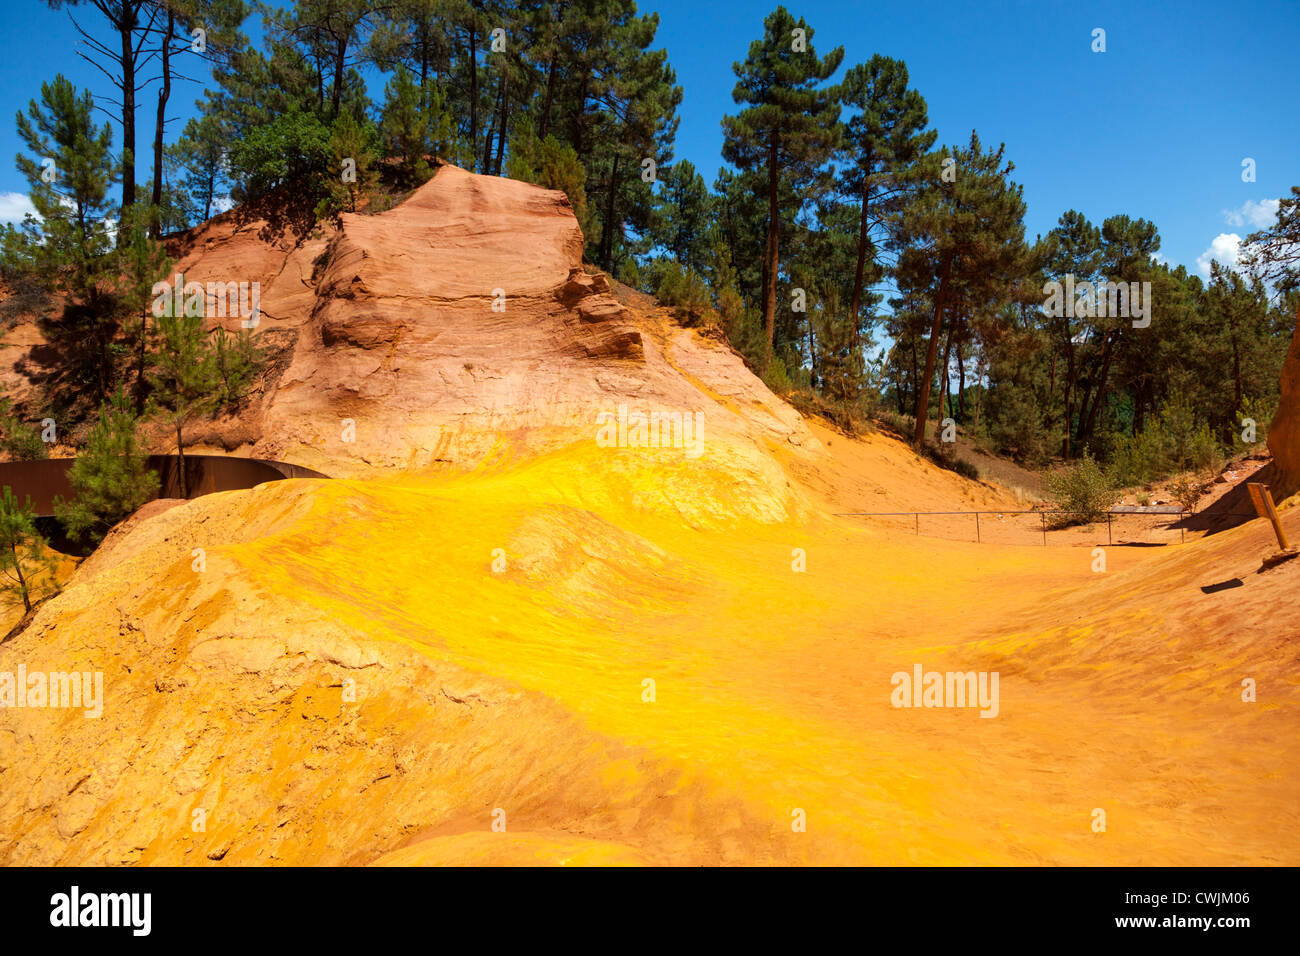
[1268,310,1300,500]
[155,163,815,483]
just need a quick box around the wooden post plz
[975,511,980,543]
[1247,483,1290,550]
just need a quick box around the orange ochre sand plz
[0,422,1296,866]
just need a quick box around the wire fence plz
[834,508,1192,546]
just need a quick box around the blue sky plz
[2,0,1296,280]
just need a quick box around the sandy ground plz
[2,421,1294,866]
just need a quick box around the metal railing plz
[834,507,1189,545]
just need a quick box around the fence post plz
[915,513,919,535]
[1108,513,1112,545]
[1041,512,1046,546]
[975,511,980,543]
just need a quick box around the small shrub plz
[211,326,264,412]
[1046,453,1117,527]
[643,258,712,322]
[1236,395,1275,450]
[1167,473,1206,513]
[922,441,980,481]
[761,355,792,393]
[0,398,49,460]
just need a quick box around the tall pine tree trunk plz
[332,37,347,117]
[956,337,967,421]
[762,131,779,360]
[1079,332,1118,449]
[468,28,478,171]
[150,8,173,238]
[939,327,954,431]
[913,265,950,448]
[848,164,873,351]
[482,85,499,172]
[119,1,137,220]
[539,55,557,139]
[176,423,187,498]
[573,69,589,156]
[601,155,620,271]
[494,72,509,175]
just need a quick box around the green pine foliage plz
[148,307,221,499]
[721,5,844,360]
[54,390,159,544]
[0,397,49,462]
[210,326,265,412]
[0,486,60,614]
[506,128,594,238]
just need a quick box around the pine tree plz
[893,132,1027,448]
[148,306,219,498]
[1040,209,1102,457]
[54,389,159,544]
[380,64,448,184]
[651,160,713,274]
[721,6,843,362]
[166,114,229,224]
[837,56,935,352]
[0,487,60,614]
[319,109,380,216]
[210,325,264,411]
[141,0,248,236]
[11,75,119,298]
[11,75,122,400]
[116,201,171,413]
[48,0,147,220]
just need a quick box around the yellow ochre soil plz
[1,421,1295,866]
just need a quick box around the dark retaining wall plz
[0,455,328,555]
[0,455,327,517]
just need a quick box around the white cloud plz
[1197,233,1242,277]
[1222,198,1280,230]
[0,191,37,226]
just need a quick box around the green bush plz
[1236,395,1276,451]
[55,389,159,544]
[761,355,793,393]
[211,326,264,412]
[505,128,592,238]
[986,384,1050,465]
[0,398,48,460]
[643,258,712,321]
[922,442,981,481]
[228,110,332,203]
[1167,473,1206,513]
[1110,402,1224,487]
[1046,453,1117,527]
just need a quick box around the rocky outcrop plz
[1268,309,1300,500]
[140,162,813,478]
